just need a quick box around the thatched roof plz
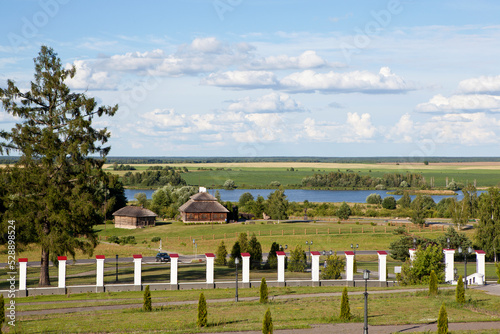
[179,192,229,213]
[112,206,157,217]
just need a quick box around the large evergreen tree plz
[266,187,288,220]
[0,46,117,286]
[475,187,500,262]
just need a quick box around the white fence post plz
[277,251,286,283]
[170,254,179,285]
[443,249,455,283]
[206,253,215,284]
[311,251,320,282]
[345,251,354,281]
[96,255,105,287]
[377,251,387,282]
[19,258,28,291]
[241,253,250,283]
[133,254,142,287]
[58,256,67,288]
[476,250,486,285]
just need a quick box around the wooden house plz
[112,206,157,229]
[178,192,229,223]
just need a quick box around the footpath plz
[20,285,500,333]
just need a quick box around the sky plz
[1,0,500,158]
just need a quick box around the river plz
[124,188,477,203]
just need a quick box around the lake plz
[124,188,475,203]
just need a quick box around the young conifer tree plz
[429,270,438,296]
[339,287,351,321]
[262,308,273,334]
[197,292,208,327]
[143,285,152,312]
[437,303,448,334]
[260,277,268,303]
[456,275,465,304]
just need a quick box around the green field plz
[104,162,500,188]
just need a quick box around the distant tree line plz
[121,166,186,187]
[301,171,426,189]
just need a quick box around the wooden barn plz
[112,206,157,229]
[178,192,229,223]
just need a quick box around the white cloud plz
[65,60,119,90]
[385,113,414,143]
[201,71,278,88]
[141,109,186,127]
[280,67,412,93]
[247,50,330,70]
[458,75,500,94]
[190,37,223,53]
[416,94,500,112]
[345,112,376,140]
[227,93,307,113]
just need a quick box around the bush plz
[215,241,228,266]
[366,193,382,205]
[262,308,273,334]
[108,235,120,244]
[339,287,351,321]
[456,275,465,304]
[321,252,345,279]
[151,236,161,242]
[197,292,207,327]
[437,303,448,334]
[260,278,268,304]
[0,294,5,329]
[336,202,351,220]
[382,196,397,210]
[288,245,307,272]
[143,285,152,312]
[429,270,438,296]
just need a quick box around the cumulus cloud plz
[141,109,186,127]
[201,71,278,88]
[227,93,307,113]
[415,94,500,112]
[247,50,330,70]
[345,112,376,140]
[385,113,414,143]
[458,75,500,95]
[65,60,119,90]
[279,67,412,93]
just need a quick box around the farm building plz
[112,206,157,229]
[178,192,229,223]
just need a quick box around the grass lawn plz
[14,285,500,333]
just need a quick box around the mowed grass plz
[104,162,500,188]
[15,286,500,333]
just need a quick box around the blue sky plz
[1,0,500,157]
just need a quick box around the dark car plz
[155,252,171,262]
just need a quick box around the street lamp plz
[115,254,119,282]
[363,269,371,334]
[454,267,458,281]
[329,250,333,256]
[306,241,313,264]
[458,246,473,289]
[235,257,239,302]
[413,238,417,249]
[447,238,450,249]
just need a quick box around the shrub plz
[336,202,351,220]
[215,241,228,266]
[456,275,465,304]
[339,287,351,321]
[288,245,307,272]
[108,235,120,244]
[262,308,273,334]
[321,252,345,279]
[382,196,397,210]
[437,303,448,334]
[429,270,438,296]
[197,292,207,327]
[151,236,161,242]
[143,285,152,312]
[366,193,382,205]
[259,278,268,304]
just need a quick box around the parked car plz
[155,252,171,262]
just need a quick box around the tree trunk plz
[39,247,51,286]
